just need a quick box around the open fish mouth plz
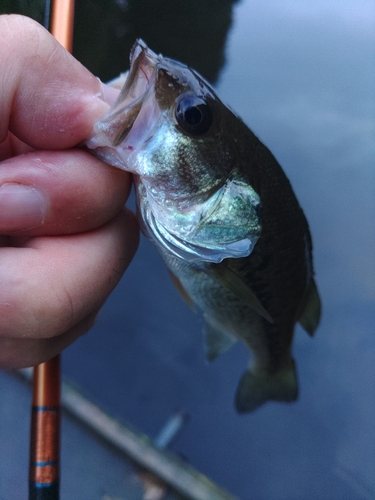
[85,40,160,169]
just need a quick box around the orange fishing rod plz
[50,0,74,52]
[29,1,75,499]
[29,357,61,500]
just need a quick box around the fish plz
[85,39,321,413]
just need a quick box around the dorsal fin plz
[298,279,321,336]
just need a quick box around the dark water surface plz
[2,1,375,498]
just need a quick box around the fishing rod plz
[29,357,61,500]
[29,1,75,499]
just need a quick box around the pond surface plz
[3,1,375,498]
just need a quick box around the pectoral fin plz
[298,279,321,336]
[203,316,237,361]
[168,270,196,312]
[204,263,273,323]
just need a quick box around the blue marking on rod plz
[33,482,57,488]
[32,460,58,467]
[32,406,59,412]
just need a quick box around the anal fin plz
[203,317,237,361]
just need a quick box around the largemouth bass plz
[86,40,321,413]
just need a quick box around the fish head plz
[86,40,262,263]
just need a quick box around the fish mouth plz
[108,40,158,147]
[85,39,160,169]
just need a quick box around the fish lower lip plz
[88,41,158,150]
[110,99,144,147]
[121,40,157,104]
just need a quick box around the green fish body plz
[86,40,321,413]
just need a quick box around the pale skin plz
[0,15,139,368]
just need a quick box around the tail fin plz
[235,359,298,413]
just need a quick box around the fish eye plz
[175,94,213,135]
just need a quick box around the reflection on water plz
[1,1,374,499]
[0,0,46,24]
[74,0,239,83]
[1,0,238,83]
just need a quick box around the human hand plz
[0,15,139,369]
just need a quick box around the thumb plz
[0,14,109,150]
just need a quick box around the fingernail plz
[0,183,47,232]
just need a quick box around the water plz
[2,1,374,498]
